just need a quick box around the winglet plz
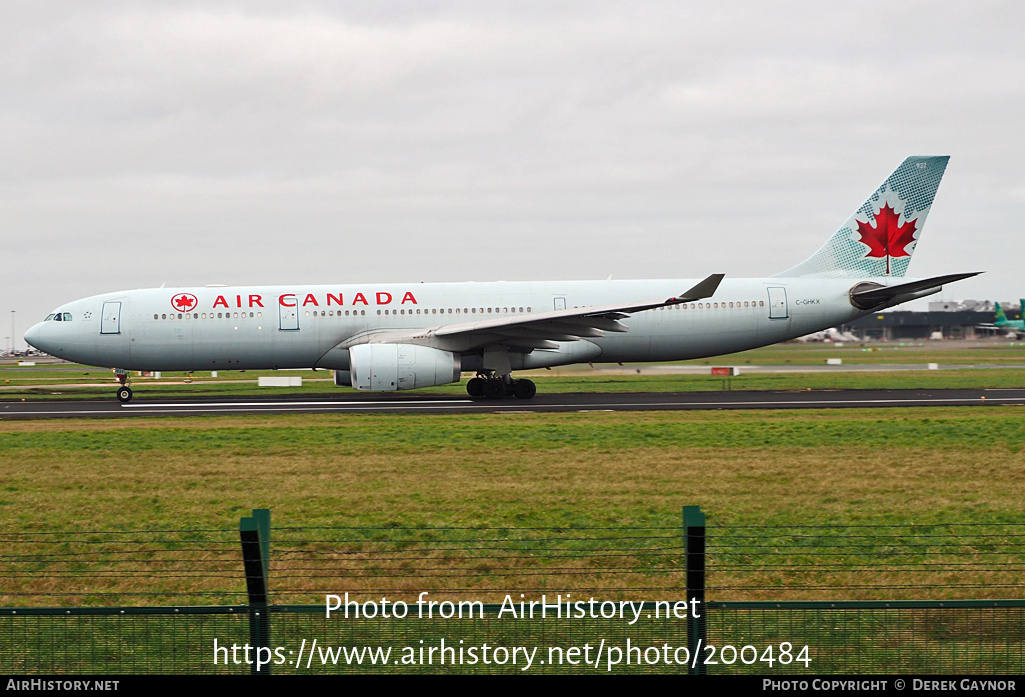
[672,274,725,303]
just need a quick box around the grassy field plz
[2,406,1024,606]
[4,396,1025,674]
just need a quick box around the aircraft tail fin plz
[995,302,1009,324]
[775,156,949,278]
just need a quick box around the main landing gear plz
[466,372,536,400]
[114,369,133,403]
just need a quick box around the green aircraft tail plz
[995,302,1009,324]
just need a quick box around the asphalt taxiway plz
[2,388,1024,419]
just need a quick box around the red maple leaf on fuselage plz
[174,295,195,311]
[856,203,918,274]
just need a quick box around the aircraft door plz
[279,299,299,331]
[767,287,789,319]
[553,297,567,311]
[100,302,122,334]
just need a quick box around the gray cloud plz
[3,1,1023,345]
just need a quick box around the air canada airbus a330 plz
[25,156,978,402]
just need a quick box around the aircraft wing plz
[339,274,724,352]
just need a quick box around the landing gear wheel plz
[484,378,507,400]
[116,386,133,403]
[513,379,536,400]
[466,377,485,397]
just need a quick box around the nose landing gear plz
[114,369,133,403]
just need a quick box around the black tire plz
[116,387,133,403]
[513,379,537,400]
[484,378,507,399]
[466,377,485,397]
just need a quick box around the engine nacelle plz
[348,344,461,391]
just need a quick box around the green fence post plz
[240,508,271,675]
[683,505,706,675]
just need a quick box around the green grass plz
[4,406,1025,674]
[2,407,1024,603]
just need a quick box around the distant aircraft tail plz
[995,302,1009,324]
[775,156,949,278]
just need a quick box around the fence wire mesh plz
[707,602,1025,674]
[0,528,246,606]
[267,525,686,603]
[705,522,1025,600]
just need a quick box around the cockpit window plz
[45,314,56,321]
[53,313,62,322]
[62,313,72,321]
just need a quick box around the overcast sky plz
[3,1,1024,346]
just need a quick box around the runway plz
[3,388,1025,419]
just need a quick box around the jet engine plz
[348,344,461,391]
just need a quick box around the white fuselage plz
[26,277,875,373]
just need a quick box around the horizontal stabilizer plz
[850,272,981,309]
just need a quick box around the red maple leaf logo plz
[172,294,197,311]
[856,203,918,274]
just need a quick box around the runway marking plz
[121,399,474,408]
[3,393,1024,418]
[107,395,1025,413]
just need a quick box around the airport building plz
[839,301,1017,341]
